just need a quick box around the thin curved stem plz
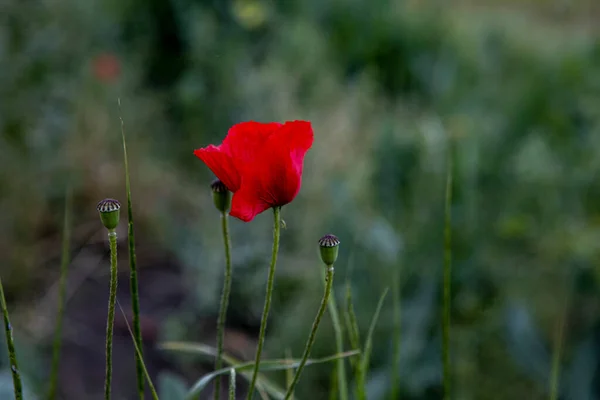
[0,276,22,400]
[105,230,119,400]
[284,266,334,399]
[246,207,281,400]
[215,212,233,400]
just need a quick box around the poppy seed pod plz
[318,234,340,266]
[97,198,121,230]
[210,178,232,213]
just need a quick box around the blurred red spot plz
[92,53,121,83]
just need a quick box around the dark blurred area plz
[1,0,600,398]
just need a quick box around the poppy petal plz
[221,121,283,170]
[193,146,241,192]
[230,183,272,222]
[245,120,314,207]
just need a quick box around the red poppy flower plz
[194,120,313,222]
[92,52,121,83]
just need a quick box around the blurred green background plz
[1,0,600,398]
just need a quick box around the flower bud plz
[318,234,340,266]
[97,198,121,230]
[211,179,232,213]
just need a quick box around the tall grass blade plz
[48,187,72,400]
[117,300,159,400]
[442,143,453,400]
[118,98,145,400]
[356,288,389,400]
[390,268,401,400]
[320,267,348,400]
[549,289,569,400]
[0,276,22,400]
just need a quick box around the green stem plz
[228,368,236,400]
[215,212,233,400]
[442,150,453,400]
[246,207,281,400]
[120,98,145,400]
[390,268,401,400]
[326,275,348,400]
[48,188,72,400]
[284,266,334,399]
[105,230,119,400]
[0,277,22,400]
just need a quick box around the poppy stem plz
[229,368,236,400]
[246,206,281,400]
[0,276,23,400]
[104,229,118,400]
[215,211,233,400]
[284,266,334,399]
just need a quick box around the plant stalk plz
[215,211,233,400]
[104,230,119,400]
[246,207,281,400]
[284,266,334,399]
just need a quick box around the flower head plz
[97,198,121,230]
[194,120,314,222]
[318,234,340,266]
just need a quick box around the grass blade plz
[344,282,361,368]
[390,268,401,400]
[0,276,22,399]
[118,98,145,400]
[320,267,348,400]
[442,143,453,400]
[116,300,159,400]
[284,348,293,391]
[47,187,72,400]
[159,342,358,399]
[356,288,389,400]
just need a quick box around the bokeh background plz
[2,0,600,398]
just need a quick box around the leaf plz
[159,342,359,399]
[158,372,188,400]
[357,288,389,400]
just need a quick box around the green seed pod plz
[97,198,121,230]
[318,234,340,266]
[211,179,232,213]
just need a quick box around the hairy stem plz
[246,207,281,400]
[104,230,119,400]
[284,266,334,399]
[229,368,236,400]
[215,212,233,400]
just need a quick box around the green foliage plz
[2,0,600,398]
